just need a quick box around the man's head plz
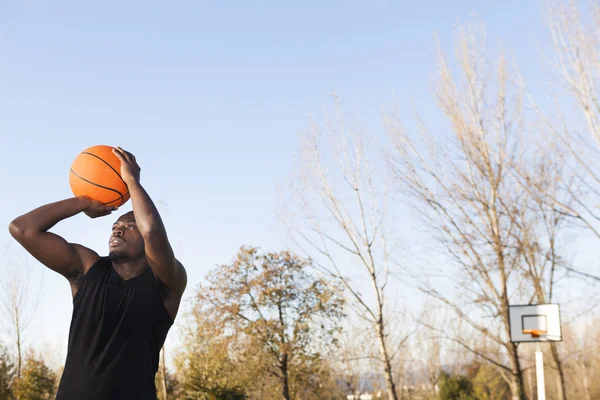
[108,211,145,261]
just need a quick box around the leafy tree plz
[472,363,511,400]
[52,365,63,400]
[438,371,475,400]
[154,353,179,400]
[195,246,345,400]
[175,314,250,400]
[0,345,15,400]
[13,350,55,400]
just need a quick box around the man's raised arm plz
[9,197,115,286]
[112,147,187,295]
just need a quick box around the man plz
[8,147,187,399]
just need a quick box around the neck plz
[110,255,148,280]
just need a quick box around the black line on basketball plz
[70,169,124,203]
[103,191,129,206]
[81,151,127,187]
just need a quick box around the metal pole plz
[536,343,546,400]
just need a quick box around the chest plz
[75,268,162,329]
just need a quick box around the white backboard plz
[509,304,562,342]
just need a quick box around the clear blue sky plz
[0,0,559,368]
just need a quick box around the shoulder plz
[70,243,101,274]
[67,246,105,298]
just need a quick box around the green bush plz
[438,371,475,400]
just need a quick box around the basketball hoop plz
[510,304,562,400]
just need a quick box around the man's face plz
[108,212,145,260]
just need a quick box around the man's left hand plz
[112,147,141,186]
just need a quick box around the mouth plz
[110,237,125,247]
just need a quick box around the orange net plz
[523,329,547,338]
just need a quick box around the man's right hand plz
[81,197,118,219]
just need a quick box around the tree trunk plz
[548,343,566,400]
[581,357,592,400]
[527,363,534,399]
[507,342,527,400]
[15,304,21,400]
[501,293,526,400]
[531,279,567,400]
[376,318,398,400]
[281,353,291,400]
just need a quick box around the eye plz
[126,225,136,230]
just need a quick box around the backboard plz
[508,304,562,343]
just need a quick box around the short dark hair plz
[117,211,135,222]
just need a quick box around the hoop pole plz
[536,343,546,400]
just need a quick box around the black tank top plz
[55,256,173,400]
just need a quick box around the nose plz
[113,228,123,236]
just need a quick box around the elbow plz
[8,218,32,240]
[8,219,23,238]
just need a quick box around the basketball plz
[69,145,130,208]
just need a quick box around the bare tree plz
[0,246,42,400]
[278,95,411,400]
[518,0,600,246]
[511,2,600,395]
[414,304,444,400]
[509,149,574,400]
[333,324,370,398]
[546,0,600,146]
[563,318,600,400]
[384,23,572,400]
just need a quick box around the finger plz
[117,147,136,163]
[112,148,125,161]
[118,150,133,164]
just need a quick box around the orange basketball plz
[69,145,130,208]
